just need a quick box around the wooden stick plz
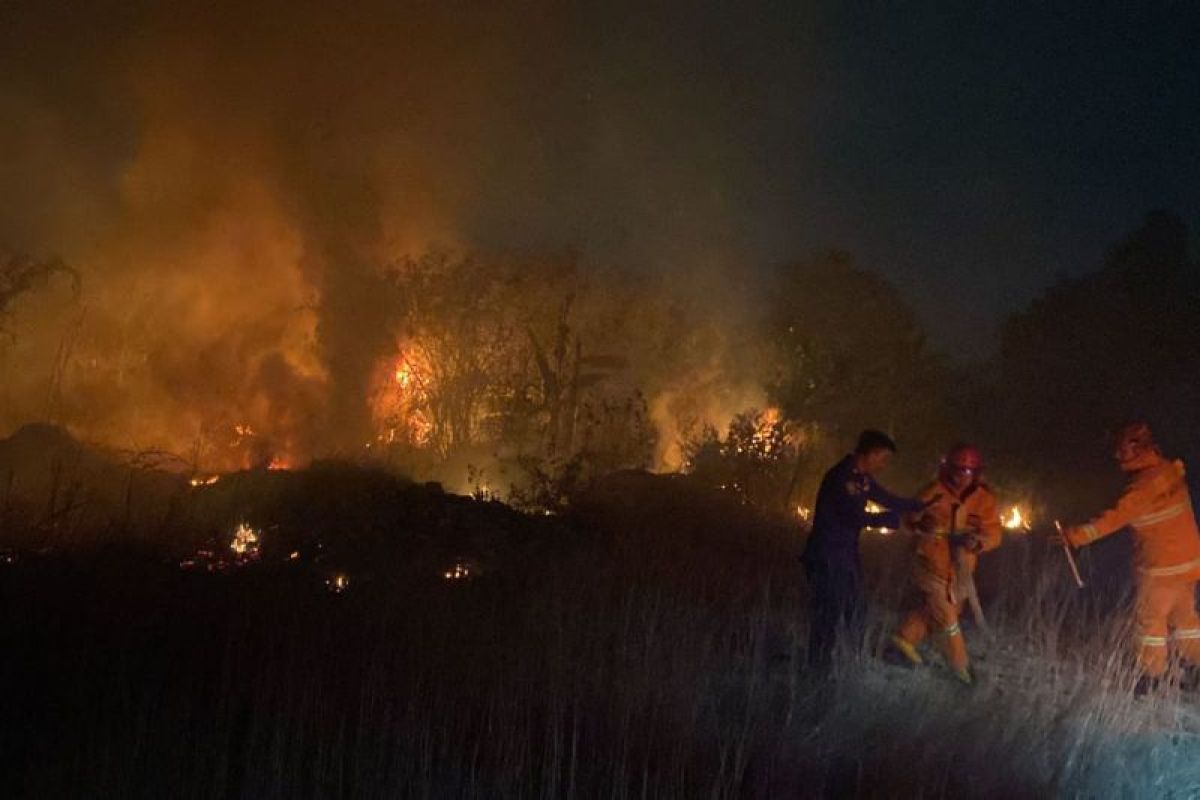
[1055,520,1085,589]
[956,558,989,634]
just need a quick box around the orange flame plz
[189,474,221,487]
[370,344,436,448]
[1002,506,1032,531]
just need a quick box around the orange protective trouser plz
[1135,575,1200,677]
[897,570,968,671]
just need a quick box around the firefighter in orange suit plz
[1058,422,1200,694]
[890,444,1002,684]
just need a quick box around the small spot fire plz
[442,560,476,581]
[179,521,263,572]
[325,572,351,594]
[862,500,896,535]
[189,474,221,487]
[1002,505,1033,532]
[230,522,261,560]
[173,518,361,596]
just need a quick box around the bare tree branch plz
[0,250,81,339]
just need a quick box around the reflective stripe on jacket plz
[1067,454,1200,577]
[908,480,1002,581]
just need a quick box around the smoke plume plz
[0,1,764,470]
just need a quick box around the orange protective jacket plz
[1065,453,1200,578]
[908,479,1003,582]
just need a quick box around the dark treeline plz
[696,208,1200,525]
[991,209,1200,517]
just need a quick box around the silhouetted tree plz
[766,250,951,494]
[0,251,77,339]
[996,210,1200,513]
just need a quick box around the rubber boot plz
[943,626,969,678]
[1134,674,1161,698]
[888,634,924,667]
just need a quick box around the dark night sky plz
[3,2,1199,360]
[464,3,1200,357]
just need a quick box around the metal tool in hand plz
[1054,520,1085,589]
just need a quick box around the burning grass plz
[2,464,1200,796]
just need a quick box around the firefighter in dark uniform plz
[801,429,928,670]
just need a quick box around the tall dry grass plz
[3,471,1200,797]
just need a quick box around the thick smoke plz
[0,1,764,470]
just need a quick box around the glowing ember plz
[862,500,895,535]
[750,407,784,454]
[189,474,220,487]
[795,505,813,522]
[179,548,220,572]
[443,562,472,581]
[326,572,350,593]
[230,522,261,559]
[266,456,289,471]
[1002,506,1032,531]
[412,413,433,442]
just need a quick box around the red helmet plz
[939,442,983,484]
[1114,421,1158,470]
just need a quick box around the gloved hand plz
[1047,525,1078,549]
[950,531,982,552]
[913,513,938,534]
